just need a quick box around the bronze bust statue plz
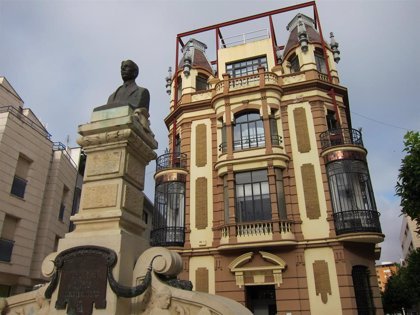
[94,60,150,112]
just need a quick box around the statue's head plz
[121,60,139,82]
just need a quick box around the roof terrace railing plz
[0,106,51,139]
[220,29,270,48]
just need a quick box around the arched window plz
[177,76,182,101]
[288,53,300,73]
[233,112,265,150]
[314,48,327,74]
[196,73,209,91]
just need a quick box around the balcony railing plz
[233,134,265,151]
[0,238,15,262]
[219,135,282,153]
[150,227,185,247]
[220,220,293,242]
[156,152,187,172]
[333,210,381,235]
[215,71,278,95]
[219,29,270,48]
[320,128,364,150]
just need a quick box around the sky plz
[1,0,419,263]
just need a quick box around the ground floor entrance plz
[245,285,277,315]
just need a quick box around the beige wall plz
[0,79,79,295]
[30,150,78,280]
[400,215,420,260]
[0,77,23,109]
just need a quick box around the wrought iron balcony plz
[320,128,363,150]
[333,210,381,235]
[156,152,187,172]
[150,227,185,247]
[0,238,15,262]
[219,135,282,153]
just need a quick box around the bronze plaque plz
[54,247,112,315]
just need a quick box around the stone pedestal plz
[47,106,157,315]
[0,105,253,315]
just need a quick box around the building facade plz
[152,4,384,315]
[0,77,81,296]
[375,262,398,293]
[400,215,420,263]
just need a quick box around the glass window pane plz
[252,170,268,182]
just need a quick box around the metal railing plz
[220,29,270,48]
[219,135,282,153]
[233,134,266,151]
[320,128,364,150]
[156,152,188,172]
[52,142,78,169]
[0,106,51,139]
[0,238,15,262]
[333,210,381,235]
[150,227,185,247]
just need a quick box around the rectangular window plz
[226,56,267,78]
[233,112,265,151]
[142,211,149,224]
[177,76,182,101]
[11,154,31,198]
[58,186,69,221]
[326,109,338,131]
[0,285,11,298]
[289,54,300,73]
[315,49,327,74]
[269,115,280,146]
[235,170,270,222]
[223,176,229,223]
[352,266,375,315]
[196,74,209,91]
[220,123,227,153]
[0,215,19,262]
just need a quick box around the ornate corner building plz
[152,3,384,314]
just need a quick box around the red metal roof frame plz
[170,1,339,154]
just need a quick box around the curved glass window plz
[327,160,381,234]
[233,112,265,150]
[327,160,376,213]
[151,181,185,246]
